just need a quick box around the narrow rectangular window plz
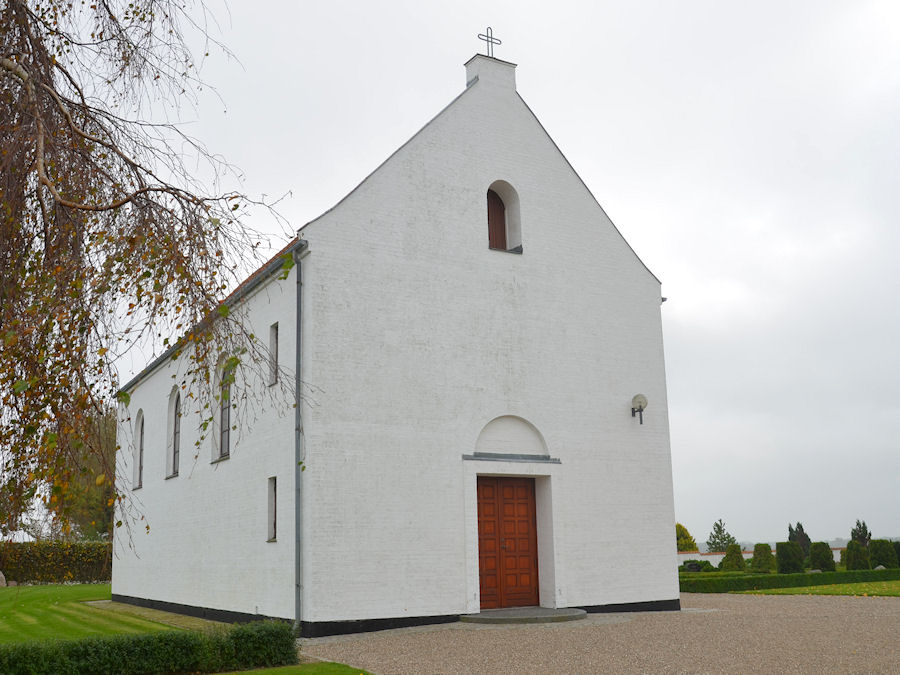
[137,418,144,488]
[219,382,230,458]
[269,322,279,386]
[267,476,277,541]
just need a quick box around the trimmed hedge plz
[0,541,111,583]
[869,539,899,569]
[776,541,804,574]
[750,543,774,574]
[680,567,900,593]
[894,541,900,566]
[719,544,746,571]
[845,540,870,570]
[0,620,297,675]
[809,542,836,572]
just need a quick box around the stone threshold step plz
[460,607,587,624]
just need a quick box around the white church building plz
[113,54,680,636]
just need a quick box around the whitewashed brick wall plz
[297,55,678,622]
[113,271,297,619]
[114,55,680,626]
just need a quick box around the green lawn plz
[0,585,372,674]
[744,579,900,596]
[0,583,173,643]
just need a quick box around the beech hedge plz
[680,567,900,593]
[0,620,297,675]
[0,541,110,583]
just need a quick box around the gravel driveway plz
[300,593,900,674]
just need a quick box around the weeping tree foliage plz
[1,0,289,536]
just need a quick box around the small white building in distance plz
[113,53,680,637]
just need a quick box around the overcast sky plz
[149,0,900,545]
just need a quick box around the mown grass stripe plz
[0,584,173,644]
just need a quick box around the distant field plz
[0,584,172,643]
[744,580,900,597]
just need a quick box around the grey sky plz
[146,0,900,545]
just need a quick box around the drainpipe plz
[293,239,308,634]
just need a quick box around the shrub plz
[719,543,746,571]
[750,543,774,574]
[676,523,698,552]
[0,621,297,675]
[851,519,871,547]
[809,542,836,571]
[679,567,900,593]
[839,547,847,568]
[845,540,870,570]
[893,541,900,566]
[0,541,110,583]
[776,541,804,574]
[679,559,716,573]
[788,523,811,558]
[869,539,899,569]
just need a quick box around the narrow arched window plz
[487,189,507,250]
[486,181,522,253]
[172,392,180,476]
[166,387,181,477]
[219,380,231,459]
[135,412,144,489]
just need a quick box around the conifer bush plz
[809,542,836,571]
[719,543,746,571]
[776,541,804,573]
[750,543,774,573]
[845,540,870,570]
[869,539,899,569]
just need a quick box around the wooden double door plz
[477,476,539,609]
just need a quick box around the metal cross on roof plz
[478,27,501,58]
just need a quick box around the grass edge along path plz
[1,585,372,674]
[743,579,900,597]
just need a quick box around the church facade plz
[113,54,679,636]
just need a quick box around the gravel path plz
[299,593,900,674]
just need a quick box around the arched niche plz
[487,180,522,252]
[475,415,547,456]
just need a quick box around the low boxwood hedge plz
[0,541,111,583]
[679,567,900,593]
[0,620,297,675]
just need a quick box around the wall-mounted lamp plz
[631,394,648,425]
